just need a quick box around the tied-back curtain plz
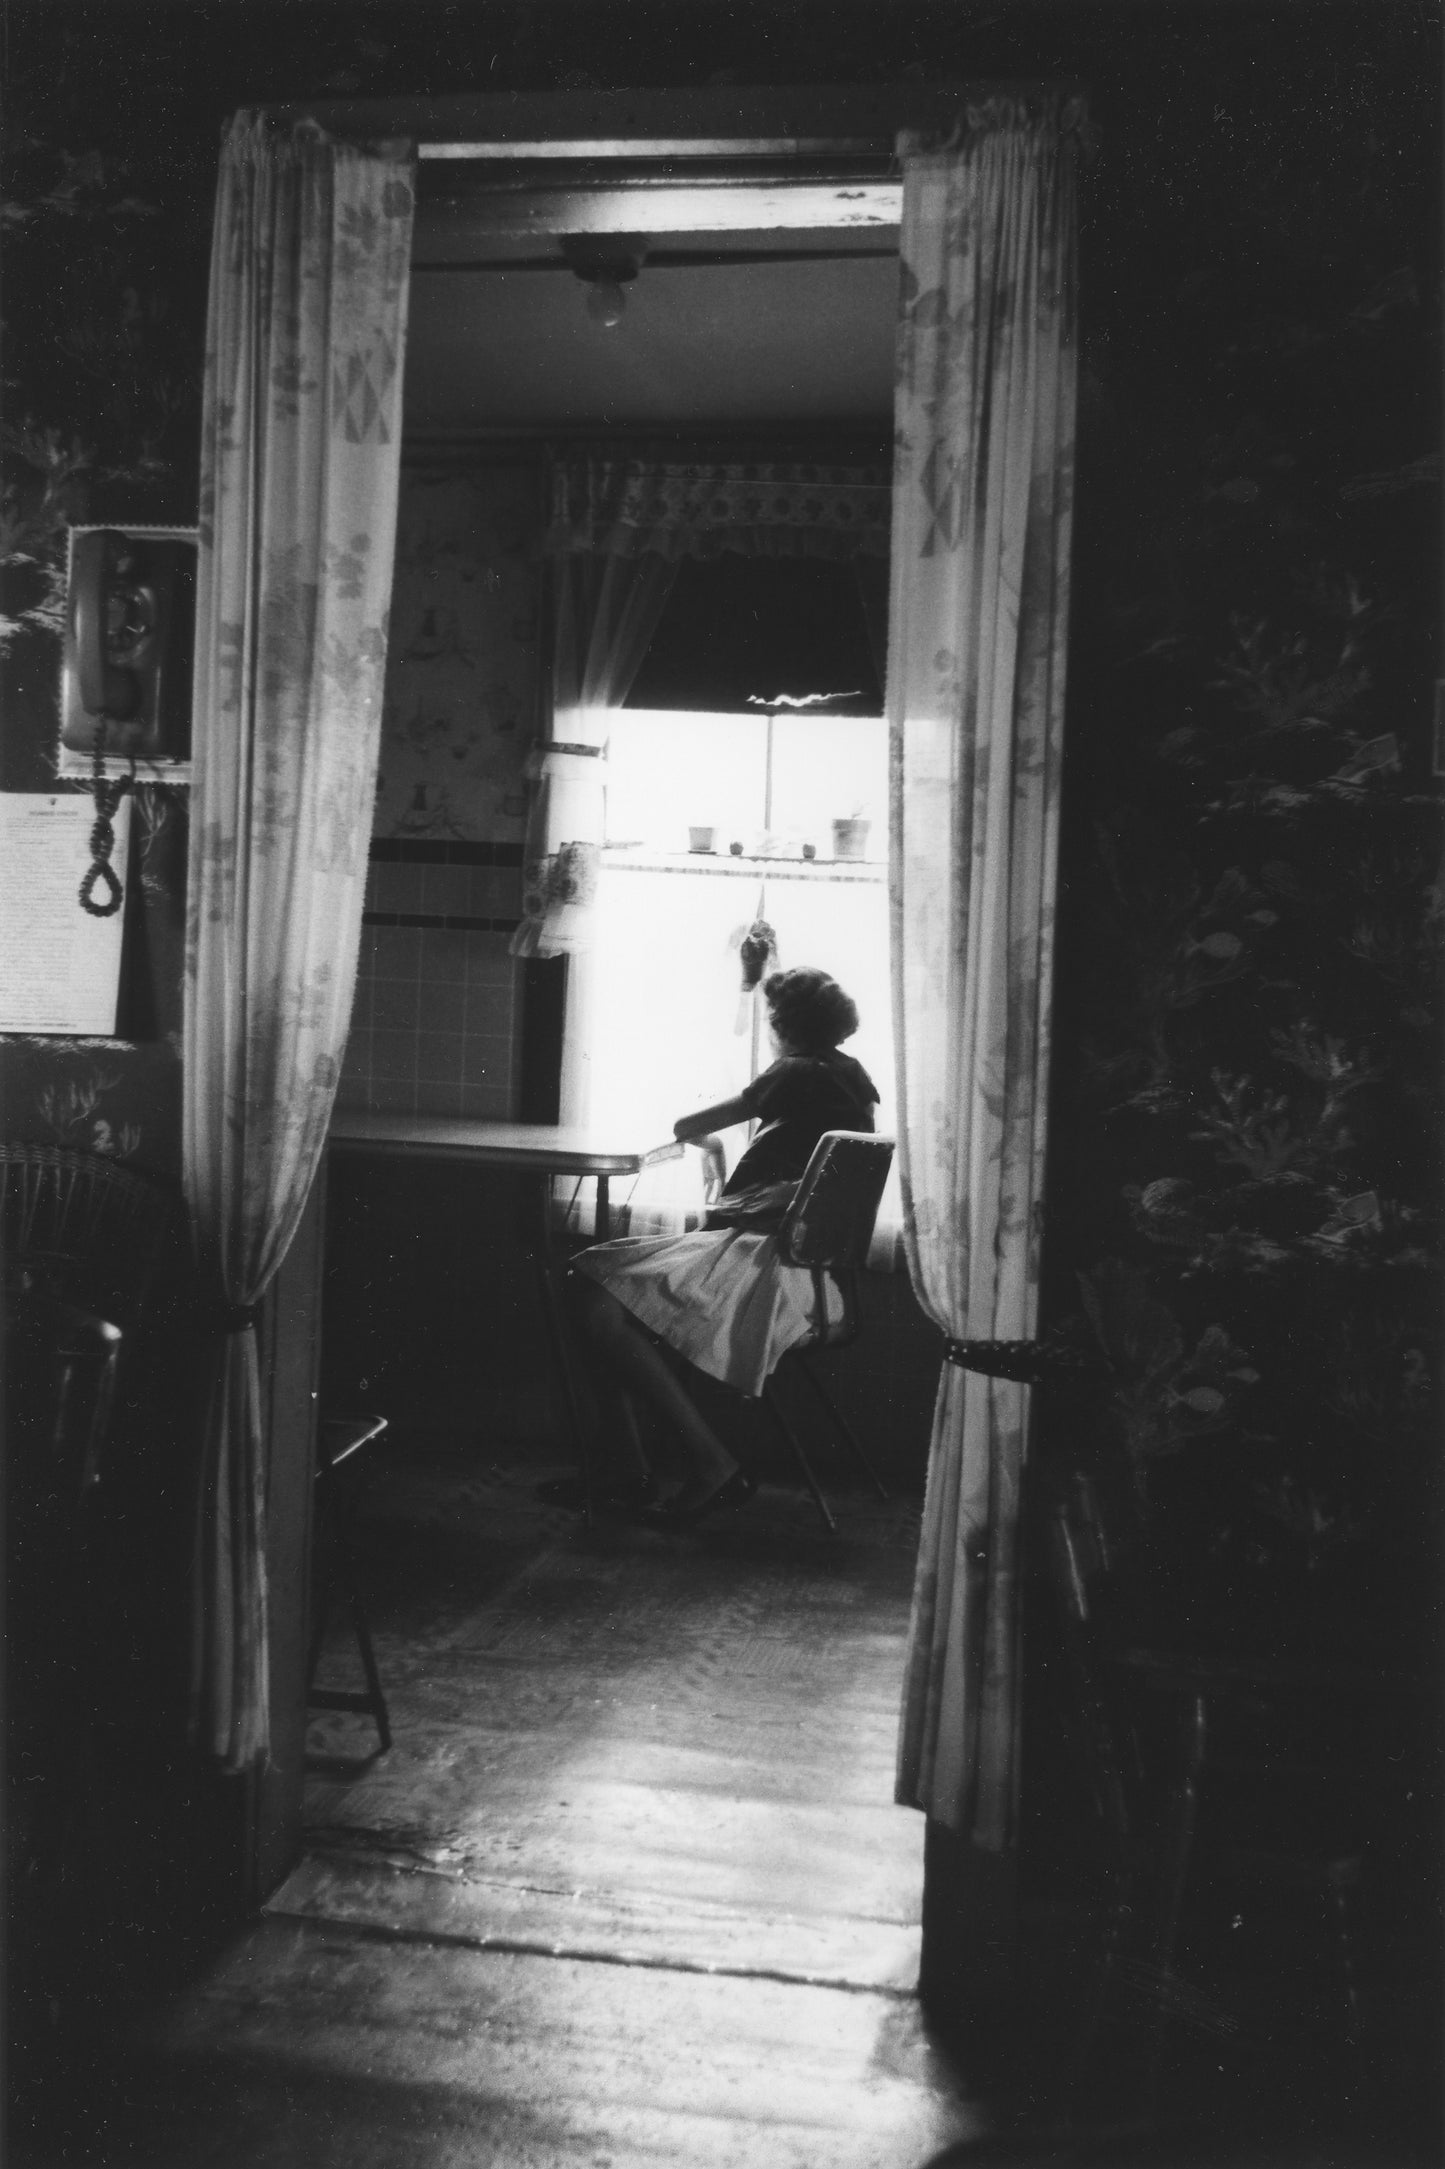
[183,111,413,1770]
[510,545,677,966]
[889,100,1080,1844]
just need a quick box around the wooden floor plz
[33,1439,990,2168]
[12,1435,1437,2166]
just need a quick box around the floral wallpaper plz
[372,460,543,843]
[1040,63,1441,1664]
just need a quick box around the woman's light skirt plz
[571,1227,843,1398]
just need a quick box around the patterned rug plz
[280,1439,927,1992]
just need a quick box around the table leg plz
[595,1174,610,1243]
[532,1175,595,1528]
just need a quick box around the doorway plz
[280,86,945,2005]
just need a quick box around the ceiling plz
[402,183,902,432]
[404,255,900,429]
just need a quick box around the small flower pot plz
[832,818,871,862]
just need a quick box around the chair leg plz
[532,1185,597,1527]
[337,1571,392,1754]
[763,1378,837,1533]
[305,1556,332,1690]
[792,1351,889,1498]
[307,1457,391,1753]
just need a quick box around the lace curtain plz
[183,113,412,1770]
[510,550,677,965]
[547,454,892,562]
[511,452,892,967]
[888,100,1081,1845]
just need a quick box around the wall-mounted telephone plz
[60,526,197,763]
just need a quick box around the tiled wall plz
[340,940,518,1119]
[339,838,524,1117]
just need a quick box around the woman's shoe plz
[639,1466,757,1528]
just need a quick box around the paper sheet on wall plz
[0,793,131,1034]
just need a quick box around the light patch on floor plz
[112,1450,987,2166]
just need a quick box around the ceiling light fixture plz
[560,232,648,329]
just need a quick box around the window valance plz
[547,455,893,562]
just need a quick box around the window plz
[562,706,898,1252]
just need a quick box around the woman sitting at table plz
[553,966,879,1526]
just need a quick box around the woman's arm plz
[673,1093,751,1144]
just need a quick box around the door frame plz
[249,82,1072,2020]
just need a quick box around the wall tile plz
[418,980,468,1034]
[457,1077,513,1119]
[369,1029,420,1083]
[466,866,523,918]
[365,1077,419,1117]
[369,924,422,981]
[421,928,472,985]
[371,978,420,1031]
[415,1027,466,1079]
[464,937,518,985]
[458,1036,511,1088]
[419,862,473,918]
[367,861,424,915]
[341,1019,371,1059]
[464,993,513,1049]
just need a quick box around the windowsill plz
[601,848,884,882]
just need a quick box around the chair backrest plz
[775,1132,895,1271]
[1,1142,177,1331]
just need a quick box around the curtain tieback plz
[943,1337,1110,1390]
[204,1302,261,1334]
[944,1338,1045,1380]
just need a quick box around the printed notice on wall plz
[0,793,131,1034]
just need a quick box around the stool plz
[306,1415,391,1753]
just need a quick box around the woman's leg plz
[599,1376,650,1487]
[536,1299,651,1507]
[570,1276,737,1507]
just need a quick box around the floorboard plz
[38,1440,986,2168]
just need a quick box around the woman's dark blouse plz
[724,1049,879,1195]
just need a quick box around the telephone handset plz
[61,527,196,761]
[72,530,157,733]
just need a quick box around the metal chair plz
[759,1130,895,1533]
[306,1415,392,1754]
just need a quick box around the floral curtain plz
[183,112,412,1770]
[889,100,1080,1844]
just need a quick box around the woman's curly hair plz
[762,967,860,1053]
